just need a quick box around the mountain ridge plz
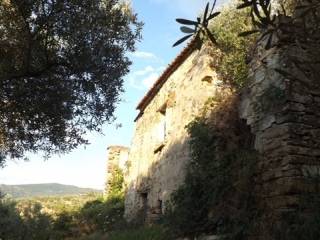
[0,183,102,198]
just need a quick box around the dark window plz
[140,192,148,222]
[157,199,163,214]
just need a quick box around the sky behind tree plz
[0,0,228,189]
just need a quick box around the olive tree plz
[0,0,142,163]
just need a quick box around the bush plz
[108,225,170,240]
[209,1,256,89]
[0,197,56,240]
[107,166,125,198]
[21,203,54,240]
[79,195,125,233]
[165,96,259,239]
[52,211,78,239]
[0,167,127,239]
[0,198,24,240]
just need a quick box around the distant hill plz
[0,183,102,198]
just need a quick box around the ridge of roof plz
[136,37,199,112]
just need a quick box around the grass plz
[108,226,171,240]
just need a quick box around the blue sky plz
[0,0,227,190]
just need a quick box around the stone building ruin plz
[124,39,226,223]
[104,39,225,223]
[105,15,320,235]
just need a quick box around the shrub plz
[79,195,125,233]
[79,168,126,234]
[107,166,125,198]
[21,203,54,240]
[209,1,256,89]
[0,197,55,240]
[0,198,24,240]
[165,96,259,239]
[108,225,170,240]
[52,211,78,239]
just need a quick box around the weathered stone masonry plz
[106,10,320,233]
[124,40,224,222]
[239,15,320,236]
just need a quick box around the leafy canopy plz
[0,0,142,162]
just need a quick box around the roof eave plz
[136,37,199,112]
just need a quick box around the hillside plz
[0,183,101,198]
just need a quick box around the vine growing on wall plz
[165,95,260,239]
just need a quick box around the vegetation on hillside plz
[0,168,170,240]
[0,183,122,239]
[0,183,101,198]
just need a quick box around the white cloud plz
[129,65,164,90]
[134,66,155,76]
[142,73,160,88]
[130,51,157,59]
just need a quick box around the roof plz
[107,145,129,150]
[136,37,199,113]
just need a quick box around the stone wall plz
[105,145,129,196]
[239,11,320,237]
[123,5,320,233]
[124,42,224,222]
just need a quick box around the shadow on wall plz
[124,136,191,225]
[124,93,257,229]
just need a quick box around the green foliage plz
[0,197,55,240]
[76,226,170,240]
[79,195,125,233]
[237,0,274,46]
[17,192,102,216]
[173,1,220,47]
[0,197,24,240]
[108,225,170,240]
[0,192,127,239]
[78,232,108,240]
[237,0,320,50]
[107,166,125,198]
[0,0,142,162]
[21,202,54,240]
[209,2,256,88]
[52,211,77,239]
[0,183,101,198]
[165,102,258,239]
[77,166,128,234]
[78,166,126,233]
